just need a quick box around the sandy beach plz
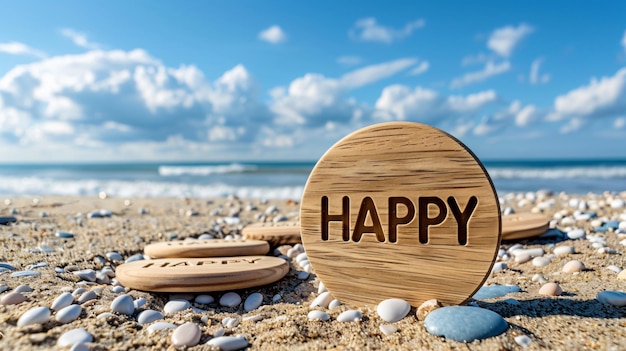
[1,192,626,350]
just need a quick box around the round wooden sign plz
[501,212,549,240]
[300,122,501,307]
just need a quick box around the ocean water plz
[0,160,624,200]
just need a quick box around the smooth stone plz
[172,322,202,347]
[539,282,562,296]
[207,336,249,351]
[55,231,74,239]
[96,312,116,319]
[77,290,97,304]
[473,285,521,300]
[133,298,146,309]
[515,335,532,348]
[310,291,333,308]
[514,253,532,264]
[11,270,40,277]
[57,328,93,347]
[562,260,586,273]
[532,274,548,284]
[213,327,226,337]
[1,292,26,305]
[111,294,135,315]
[0,262,16,270]
[337,309,363,322]
[147,322,177,333]
[17,306,50,327]
[424,306,508,342]
[194,294,214,304]
[106,252,123,261]
[73,269,96,282]
[222,317,239,328]
[244,293,263,312]
[219,292,242,308]
[607,265,622,274]
[0,285,8,293]
[0,216,17,225]
[376,298,411,323]
[416,299,442,320]
[532,256,552,267]
[55,304,82,324]
[14,284,32,293]
[137,309,164,325]
[125,253,144,263]
[379,324,397,335]
[611,199,625,209]
[553,246,575,256]
[111,286,125,294]
[567,229,586,240]
[328,299,342,309]
[307,310,330,321]
[164,299,190,314]
[297,271,310,280]
[597,291,626,307]
[491,262,508,273]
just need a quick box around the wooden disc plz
[241,221,301,246]
[144,239,269,258]
[501,212,550,240]
[300,122,501,307]
[115,256,289,292]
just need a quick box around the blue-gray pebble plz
[424,306,508,342]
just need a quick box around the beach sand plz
[1,193,625,350]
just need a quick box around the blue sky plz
[0,1,625,162]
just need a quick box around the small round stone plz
[539,282,562,296]
[244,293,263,312]
[337,309,363,322]
[164,299,190,314]
[77,290,97,304]
[379,324,397,335]
[195,294,214,304]
[1,292,26,305]
[111,294,135,315]
[553,246,575,256]
[424,306,508,342]
[307,310,330,321]
[532,256,552,267]
[55,304,82,324]
[597,291,626,307]
[18,306,50,327]
[137,309,164,325]
[562,260,586,273]
[219,292,242,308]
[57,328,93,347]
[207,336,249,351]
[310,292,333,308]
[376,298,411,323]
[515,335,532,348]
[171,322,202,347]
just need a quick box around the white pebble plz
[213,327,226,337]
[134,297,146,309]
[55,304,82,324]
[111,294,135,315]
[491,262,508,273]
[195,294,215,304]
[77,290,97,304]
[532,256,552,267]
[379,324,397,335]
[207,336,249,351]
[172,322,202,347]
[163,299,190,314]
[137,309,164,325]
[376,298,411,323]
[111,286,125,294]
[307,310,330,321]
[57,328,93,347]
[562,260,586,273]
[337,309,362,322]
[567,229,586,240]
[515,334,532,348]
[317,282,327,294]
[18,306,50,327]
[597,291,626,307]
[222,317,240,328]
[220,292,242,308]
[328,299,342,309]
[553,246,575,256]
[310,292,333,308]
[51,292,74,311]
[73,269,96,282]
[244,293,264,312]
[607,265,622,274]
[611,199,625,209]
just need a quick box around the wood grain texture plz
[501,212,550,240]
[144,239,270,258]
[242,221,302,246]
[115,256,289,292]
[300,122,501,307]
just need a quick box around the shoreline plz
[1,192,625,350]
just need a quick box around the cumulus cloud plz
[374,85,498,122]
[60,28,101,50]
[450,61,510,89]
[258,25,287,44]
[409,61,429,75]
[559,118,584,134]
[0,41,46,58]
[0,49,267,147]
[350,17,425,43]
[549,67,626,120]
[270,58,417,126]
[488,23,533,57]
[529,58,550,84]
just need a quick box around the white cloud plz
[515,105,538,126]
[559,118,584,134]
[350,17,425,43]
[374,85,497,122]
[529,58,550,84]
[549,67,626,120]
[450,61,510,89]
[60,28,100,50]
[409,61,429,76]
[270,58,417,126]
[615,117,625,129]
[0,41,46,58]
[337,56,363,66]
[488,23,533,57]
[258,25,286,44]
